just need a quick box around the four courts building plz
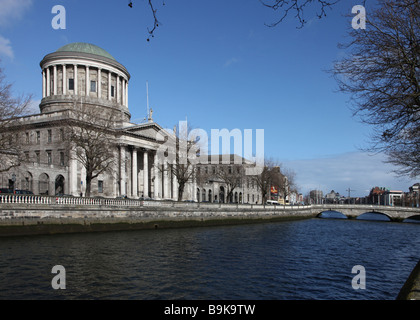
[1,43,263,203]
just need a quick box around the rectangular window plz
[47,151,52,165]
[60,152,65,166]
[60,129,64,141]
[111,85,115,97]
[48,129,52,143]
[69,78,74,90]
[98,180,103,193]
[35,151,40,164]
[25,132,29,144]
[36,131,40,144]
[90,80,96,92]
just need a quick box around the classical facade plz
[0,43,188,200]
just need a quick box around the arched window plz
[55,175,65,195]
[39,173,50,195]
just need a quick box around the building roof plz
[56,42,116,61]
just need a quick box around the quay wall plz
[397,259,420,300]
[0,200,316,237]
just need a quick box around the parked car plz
[14,190,34,195]
[0,188,13,194]
[266,200,279,205]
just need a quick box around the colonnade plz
[67,145,187,200]
[41,64,128,107]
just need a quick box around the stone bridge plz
[311,204,420,222]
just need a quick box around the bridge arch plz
[403,215,420,223]
[317,210,347,219]
[356,211,392,221]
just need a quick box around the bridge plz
[311,204,420,222]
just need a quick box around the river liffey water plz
[0,216,419,300]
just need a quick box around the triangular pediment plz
[121,121,170,141]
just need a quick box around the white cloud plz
[0,0,32,27]
[0,34,13,59]
[224,58,239,68]
[283,152,418,197]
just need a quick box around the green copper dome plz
[56,42,116,61]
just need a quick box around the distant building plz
[368,186,389,205]
[325,190,340,204]
[309,190,323,204]
[406,183,419,207]
[383,190,403,206]
[195,154,261,204]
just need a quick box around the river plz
[0,214,419,300]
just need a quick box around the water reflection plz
[356,212,391,222]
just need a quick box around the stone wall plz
[0,201,315,236]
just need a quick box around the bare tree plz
[209,157,245,203]
[156,121,204,201]
[128,0,342,40]
[332,0,420,177]
[65,101,118,197]
[252,159,284,204]
[128,0,164,40]
[0,64,32,173]
[260,0,341,28]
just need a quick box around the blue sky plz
[0,0,417,197]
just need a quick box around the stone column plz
[154,152,160,199]
[81,166,86,196]
[86,65,90,96]
[108,71,112,100]
[113,149,119,197]
[53,65,57,95]
[125,80,128,108]
[132,148,138,198]
[192,174,197,202]
[46,67,50,96]
[122,79,125,106]
[42,69,46,98]
[62,64,66,95]
[163,162,169,199]
[98,68,101,99]
[116,76,120,104]
[68,150,78,196]
[120,146,126,196]
[143,150,149,198]
[74,64,78,95]
[172,165,178,200]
